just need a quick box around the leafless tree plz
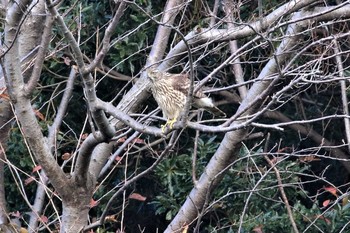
[1,0,350,232]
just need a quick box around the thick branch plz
[3,0,68,198]
[25,13,54,94]
[148,0,187,65]
[18,0,46,82]
[113,0,188,123]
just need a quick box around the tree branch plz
[84,131,179,231]
[25,13,54,94]
[85,1,128,73]
[3,0,68,199]
[161,2,350,70]
[264,111,350,172]
[333,39,350,152]
[45,0,116,139]
[98,100,163,136]
[264,154,299,233]
[47,67,77,150]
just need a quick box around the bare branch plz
[98,100,163,136]
[265,111,350,172]
[223,0,247,98]
[160,0,322,70]
[45,0,116,140]
[333,39,350,152]
[85,1,128,73]
[25,13,54,94]
[3,0,68,198]
[165,7,313,232]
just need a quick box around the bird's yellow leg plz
[161,123,167,133]
[161,118,177,133]
[167,118,177,129]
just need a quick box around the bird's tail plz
[194,96,226,117]
[205,106,226,117]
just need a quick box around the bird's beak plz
[147,70,152,79]
[147,69,157,79]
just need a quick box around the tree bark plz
[3,1,89,232]
[0,0,46,226]
[0,0,12,224]
[60,182,93,233]
[0,75,11,224]
[0,144,7,224]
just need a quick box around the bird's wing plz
[170,73,208,99]
[171,73,190,96]
[168,72,226,117]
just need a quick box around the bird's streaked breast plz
[152,80,186,119]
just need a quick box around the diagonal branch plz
[264,153,299,233]
[48,67,77,149]
[113,0,188,121]
[223,0,247,99]
[85,1,128,73]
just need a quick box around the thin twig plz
[192,113,201,184]
[263,133,299,233]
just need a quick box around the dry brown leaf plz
[90,198,99,208]
[129,193,147,201]
[322,199,330,207]
[253,225,264,233]
[24,176,35,186]
[324,186,338,197]
[32,165,42,173]
[62,152,72,160]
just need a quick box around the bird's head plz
[147,68,160,82]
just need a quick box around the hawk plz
[147,69,225,131]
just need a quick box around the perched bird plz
[147,69,225,131]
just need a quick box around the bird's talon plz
[161,118,177,133]
[161,124,167,133]
[168,118,177,129]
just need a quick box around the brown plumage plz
[147,69,225,131]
